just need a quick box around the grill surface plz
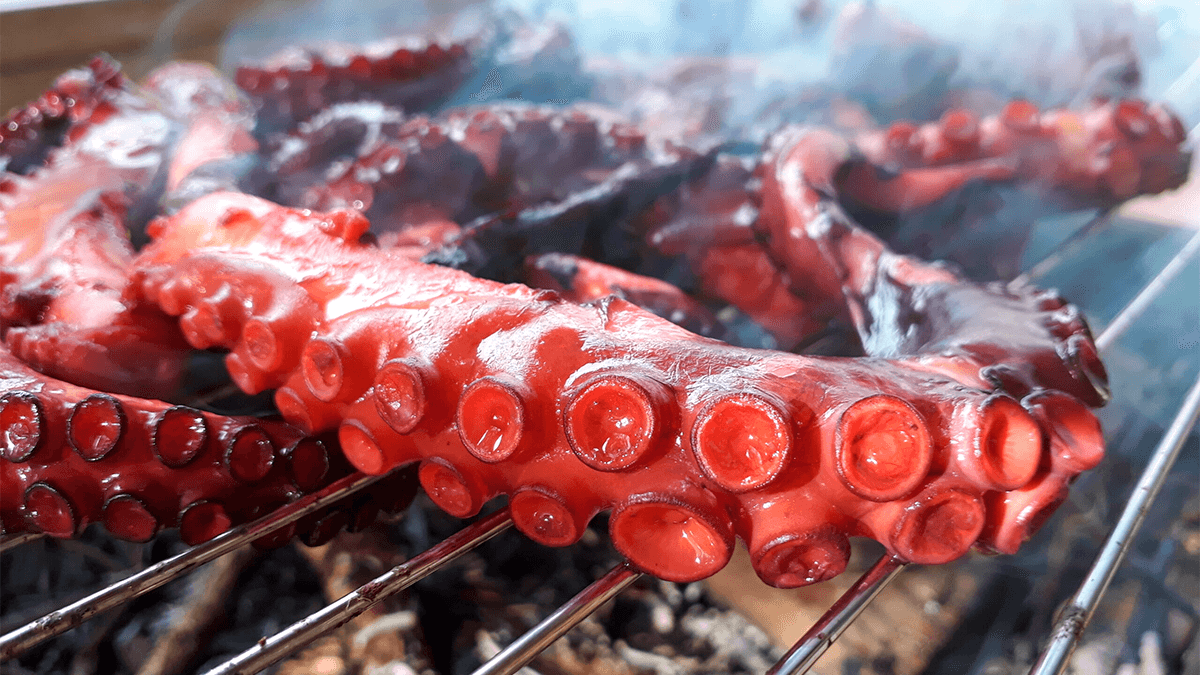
[2,1,1199,673]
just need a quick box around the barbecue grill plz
[1,1,1198,673]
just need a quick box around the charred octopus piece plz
[131,190,1106,586]
[261,102,708,245]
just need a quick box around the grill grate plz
[2,212,1197,675]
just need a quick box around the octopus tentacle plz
[0,343,419,546]
[630,125,1111,406]
[1,190,191,400]
[234,37,472,133]
[843,99,1191,213]
[834,100,1191,280]
[132,191,1105,585]
[426,144,717,282]
[0,344,417,545]
[143,62,261,210]
[643,101,1191,289]
[249,100,407,207]
[0,56,126,175]
[0,58,195,399]
[755,125,1111,406]
[0,56,176,234]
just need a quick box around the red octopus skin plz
[234,37,472,132]
[842,98,1191,214]
[0,343,409,546]
[0,60,194,400]
[131,191,1105,586]
[1,191,190,400]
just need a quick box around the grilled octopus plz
[0,44,1190,589]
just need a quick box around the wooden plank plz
[0,0,274,112]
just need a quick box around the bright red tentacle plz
[131,191,1105,584]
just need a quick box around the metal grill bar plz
[1095,228,1200,352]
[471,562,642,675]
[1016,210,1114,285]
[766,555,905,675]
[203,508,514,675]
[1028,375,1200,675]
[0,471,381,660]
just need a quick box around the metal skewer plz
[767,555,905,675]
[0,533,46,554]
[471,562,643,675]
[1028,376,1200,675]
[1095,228,1200,352]
[0,471,381,660]
[203,508,514,675]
